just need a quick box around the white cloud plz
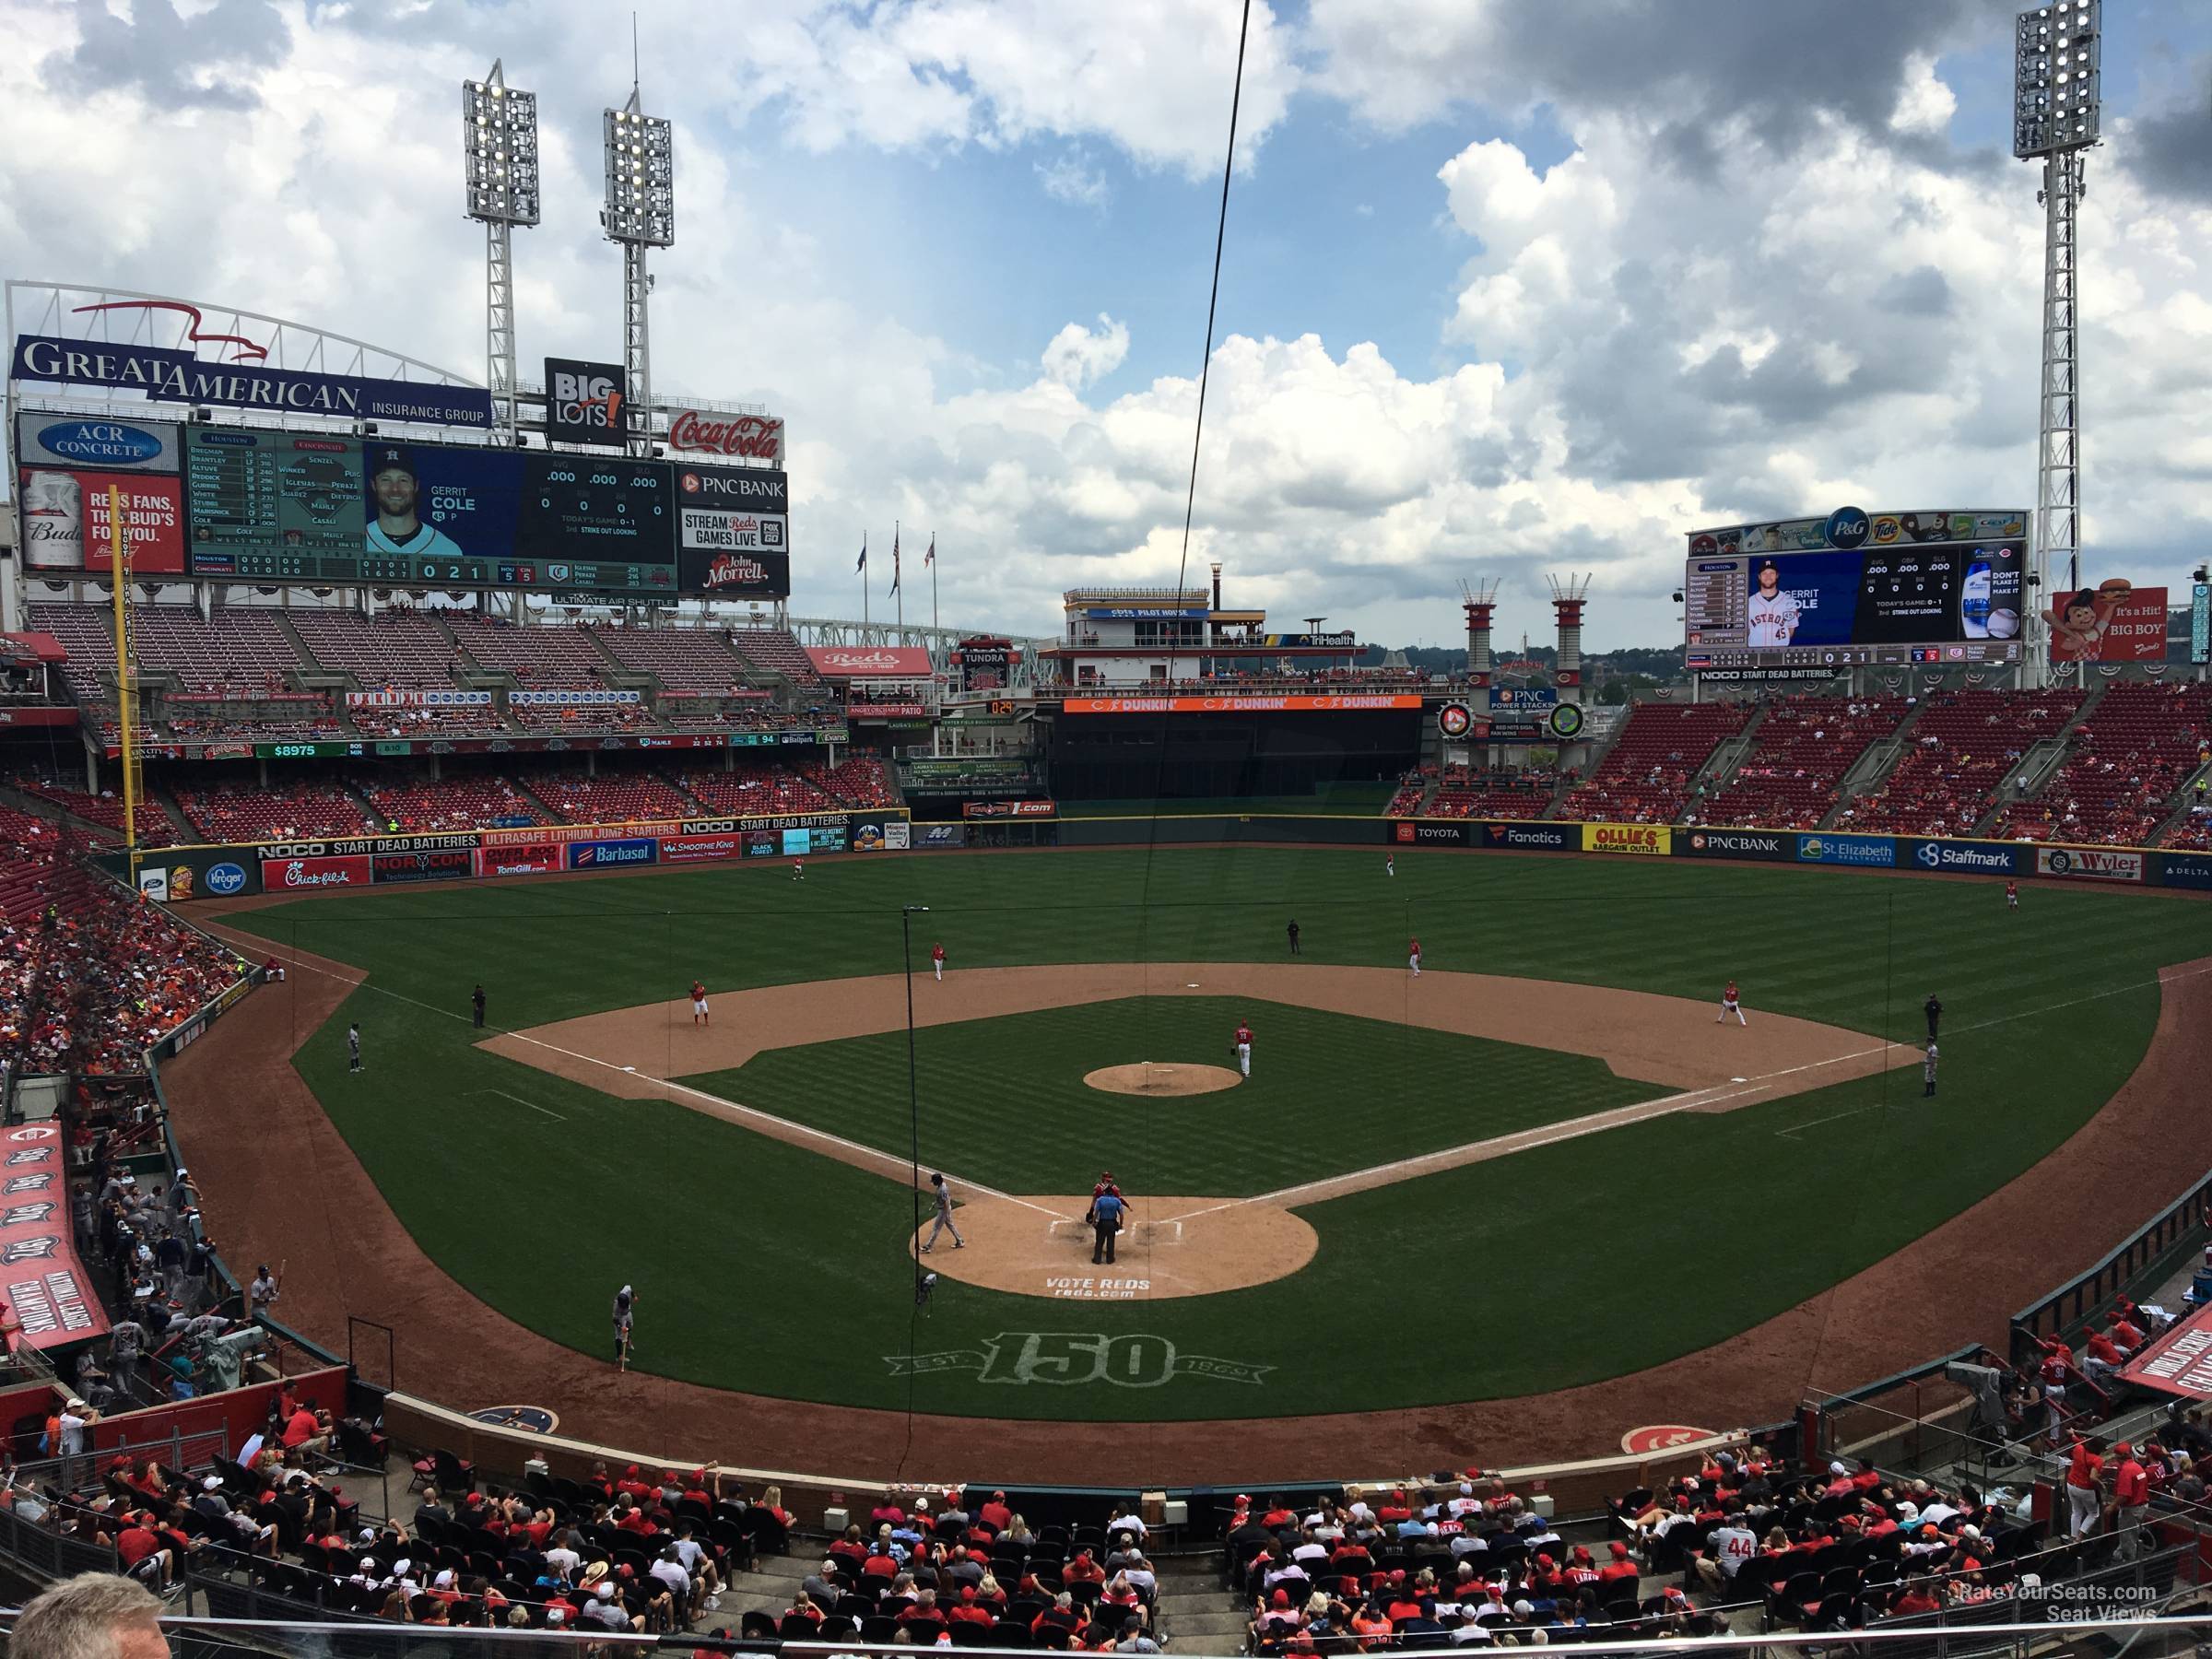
[1889,53,1958,135]
[1035,152,1111,209]
[1040,315,1131,390]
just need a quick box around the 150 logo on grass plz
[886,1332,1272,1388]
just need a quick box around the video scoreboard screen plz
[17,411,785,598]
[1684,507,2029,677]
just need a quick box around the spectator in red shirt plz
[116,1512,172,1588]
[978,1490,1012,1533]
[2065,1435,2106,1538]
[2110,1310,2147,1352]
[1597,1541,1641,1586]
[2083,1328,2127,1386]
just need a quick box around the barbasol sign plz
[568,837,657,870]
[1796,833,1896,867]
[1908,839,2020,875]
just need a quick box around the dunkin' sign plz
[667,409,784,465]
[261,854,373,889]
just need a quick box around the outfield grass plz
[684,995,1666,1197]
[226,849,2208,1419]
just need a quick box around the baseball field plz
[175,844,2210,1459]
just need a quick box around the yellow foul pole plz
[106,485,141,891]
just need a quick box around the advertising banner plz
[0,1124,109,1350]
[1491,688,1559,712]
[14,412,182,472]
[371,849,474,884]
[480,820,677,847]
[260,853,374,890]
[135,868,168,900]
[743,830,779,857]
[1681,829,1794,862]
[143,851,256,901]
[543,358,627,448]
[883,820,911,851]
[665,410,784,466]
[1583,824,1672,856]
[0,708,80,728]
[1906,838,2020,876]
[1486,822,1572,851]
[11,334,496,427]
[962,800,1057,820]
[345,689,492,708]
[677,546,792,599]
[2034,846,2145,883]
[1258,631,1359,649]
[253,832,480,858]
[2118,1302,2212,1402]
[18,470,185,571]
[1390,820,1469,847]
[1061,694,1423,714]
[851,820,889,852]
[806,645,935,679]
[2161,853,2212,891]
[2046,581,2170,664]
[678,508,787,553]
[673,463,788,513]
[914,823,967,851]
[659,831,746,865]
[1796,832,1897,867]
[474,843,562,877]
[568,837,658,870]
[508,688,641,707]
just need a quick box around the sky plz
[2,0,2207,652]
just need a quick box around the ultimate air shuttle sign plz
[10,336,494,428]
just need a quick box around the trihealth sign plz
[1581,823,1671,856]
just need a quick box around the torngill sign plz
[666,409,785,465]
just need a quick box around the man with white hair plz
[10,1571,171,1659]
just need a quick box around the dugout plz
[1044,708,1420,801]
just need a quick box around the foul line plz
[236,936,1068,1225]
[475,1088,567,1123]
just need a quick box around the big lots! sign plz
[666,409,784,465]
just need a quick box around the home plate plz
[1732,1077,1747,1084]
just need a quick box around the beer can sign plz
[20,470,83,569]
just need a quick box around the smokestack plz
[1210,561,1222,610]
[1547,573,1591,690]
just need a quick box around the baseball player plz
[1089,1185,1126,1266]
[1408,936,1421,977]
[921,1172,963,1253]
[689,980,710,1027]
[1088,1171,1122,1214]
[2006,880,2019,912]
[1717,980,1746,1025]
[612,1285,637,1371]
[367,448,466,560]
[347,1022,362,1072]
[1923,1041,1939,1099]
[791,857,805,882]
[1746,561,1802,647]
[1232,1018,1254,1078]
[1385,853,1395,878]
[931,942,947,982]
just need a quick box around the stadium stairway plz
[1675,701,1768,824]
[1973,681,2107,834]
[1819,698,1931,828]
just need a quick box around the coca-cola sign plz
[667,409,785,465]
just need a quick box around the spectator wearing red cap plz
[1598,1540,1640,1587]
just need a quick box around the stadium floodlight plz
[602,86,675,455]
[464,60,538,444]
[2014,1,2099,688]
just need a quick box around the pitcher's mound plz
[1085,1062,1241,1097]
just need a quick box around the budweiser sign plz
[667,409,784,465]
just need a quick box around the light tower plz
[462,61,540,444]
[603,84,675,458]
[2014,0,2100,685]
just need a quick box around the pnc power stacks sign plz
[1582,824,1672,856]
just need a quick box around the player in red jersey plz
[1717,980,1746,1025]
[689,980,709,1026]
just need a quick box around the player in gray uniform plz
[921,1172,964,1253]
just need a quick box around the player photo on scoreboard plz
[364,443,521,563]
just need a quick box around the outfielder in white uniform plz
[1385,853,1395,877]
[1408,938,1422,977]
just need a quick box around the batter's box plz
[1046,1219,1184,1245]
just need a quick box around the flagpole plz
[862,533,869,630]
[930,534,938,635]
[895,520,904,643]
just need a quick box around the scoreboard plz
[18,411,783,598]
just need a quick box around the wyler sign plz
[1582,823,1671,856]
[543,358,626,447]
[2036,846,2144,884]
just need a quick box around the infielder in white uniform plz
[1746,562,1802,648]
[1718,979,1747,1025]
[1232,1020,1253,1078]
[367,449,465,561]
[921,1171,964,1253]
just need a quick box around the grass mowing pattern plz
[229,849,2206,1419]
[683,995,1666,1198]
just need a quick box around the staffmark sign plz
[1909,839,2019,875]
[544,357,627,447]
[2036,846,2145,884]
